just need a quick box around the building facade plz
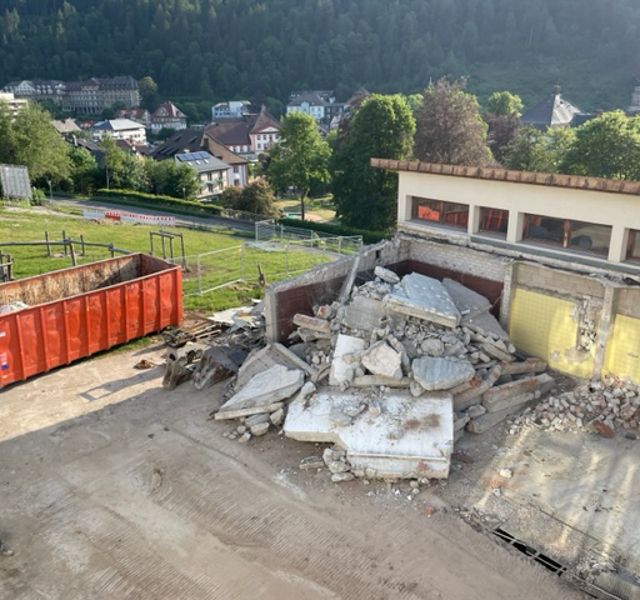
[212,100,252,120]
[0,92,28,119]
[151,102,187,133]
[92,119,147,144]
[175,151,230,200]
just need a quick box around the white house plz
[151,102,188,133]
[91,119,147,144]
[286,91,328,121]
[175,151,230,200]
[0,92,28,119]
[212,100,252,120]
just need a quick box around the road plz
[52,196,259,234]
[0,345,582,600]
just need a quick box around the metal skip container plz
[0,253,182,388]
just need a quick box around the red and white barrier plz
[84,208,176,226]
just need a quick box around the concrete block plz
[453,364,503,411]
[352,375,411,388]
[362,341,403,379]
[535,372,556,395]
[467,401,530,434]
[464,311,509,340]
[384,273,461,328]
[442,278,490,319]
[216,365,304,420]
[501,357,547,376]
[293,313,331,334]
[413,356,475,391]
[374,265,400,284]
[481,376,540,406]
[342,295,385,331]
[329,334,366,387]
[284,387,453,479]
[236,343,313,389]
[483,391,536,414]
[481,342,515,363]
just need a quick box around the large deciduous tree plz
[267,112,330,220]
[559,111,640,180]
[414,79,492,166]
[221,179,277,216]
[332,94,415,231]
[12,103,71,185]
[504,126,575,173]
[486,91,523,117]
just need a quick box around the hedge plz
[277,217,389,244]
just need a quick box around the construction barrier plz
[84,208,176,227]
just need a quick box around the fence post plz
[7,254,12,281]
[69,241,77,266]
[240,244,245,281]
[62,230,67,256]
[80,234,86,256]
[149,231,154,256]
[285,241,289,277]
[197,253,202,295]
[45,230,51,257]
[109,243,115,258]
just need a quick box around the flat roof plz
[371,158,640,197]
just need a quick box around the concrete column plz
[607,226,629,264]
[467,205,481,235]
[592,285,620,379]
[506,212,525,244]
[499,262,517,329]
[397,191,412,224]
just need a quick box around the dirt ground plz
[0,343,583,600]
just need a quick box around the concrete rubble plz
[210,265,559,482]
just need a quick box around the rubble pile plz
[511,376,640,437]
[212,265,556,481]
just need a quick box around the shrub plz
[277,217,389,244]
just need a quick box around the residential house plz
[0,92,28,119]
[286,90,345,123]
[520,88,589,129]
[52,118,81,138]
[205,105,280,158]
[175,151,230,200]
[150,102,187,133]
[91,119,147,144]
[116,108,151,128]
[212,100,252,120]
[151,127,249,188]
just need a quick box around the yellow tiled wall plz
[603,314,640,383]
[509,288,594,378]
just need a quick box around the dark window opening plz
[412,197,468,230]
[626,230,640,262]
[479,207,508,237]
[523,214,611,257]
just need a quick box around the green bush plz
[96,188,223,217]
[277,217,389,244]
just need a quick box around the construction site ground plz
[1,344,590,600]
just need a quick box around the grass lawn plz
[275,195,336,222]
[0,207,335,313]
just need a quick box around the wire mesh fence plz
[173,239,348,297]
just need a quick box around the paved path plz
[0,347,581,600]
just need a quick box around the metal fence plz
[174,234,360,297]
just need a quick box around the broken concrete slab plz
[384,273,461,328]
[374,265,400,284]
[453,364,503,411]
[442,278,490,319]
[284,387,453,479]
[361,342,403,380]
[412,356,475,391]
[481,342,515,363]
[338,253,362,303]
[352,375,411,388]
[293,313,331,334]
[481,376,541,407]
[535,373,555,395]
[483,391,538,414]
[215,365,304,420]
[236,343,313,390]
[341,295,386,331]
[501,357,547,376]
[463,311,509,340]
[467,399,536,434]
[329,334,366,387]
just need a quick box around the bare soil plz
[0,343,583,599]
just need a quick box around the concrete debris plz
[413,356,475,391]
[211,265,554,482]
[215,364,304,420]
[0,300,28,315]
[374,265,401,284]
[385,273,461,328]
[361,341,403,380]
[511,375,640,436]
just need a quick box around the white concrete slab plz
[284,387,454,479]
[329,334,366,387]
[384,273,461,328]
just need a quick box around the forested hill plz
[1,0,639,110]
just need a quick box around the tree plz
[69,146,98,194]
[332,94,415,231]
[414,79,492,166]
[220,180,277,216]
[267,112,330,220]
[147,159,198,198]
[484,113,521,165]
[12,103,70,185]
[503,126,575,173]
[0,101,15,164]
[100,137,127,189]
[139,75,160,111]
[559,111,640,180]
[486,91,523,117]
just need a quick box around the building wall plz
[397,170,640,265]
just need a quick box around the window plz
[626,230,640,261]
[412,197,469,229]
[523,214,611,257]
[479,207,508,237]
